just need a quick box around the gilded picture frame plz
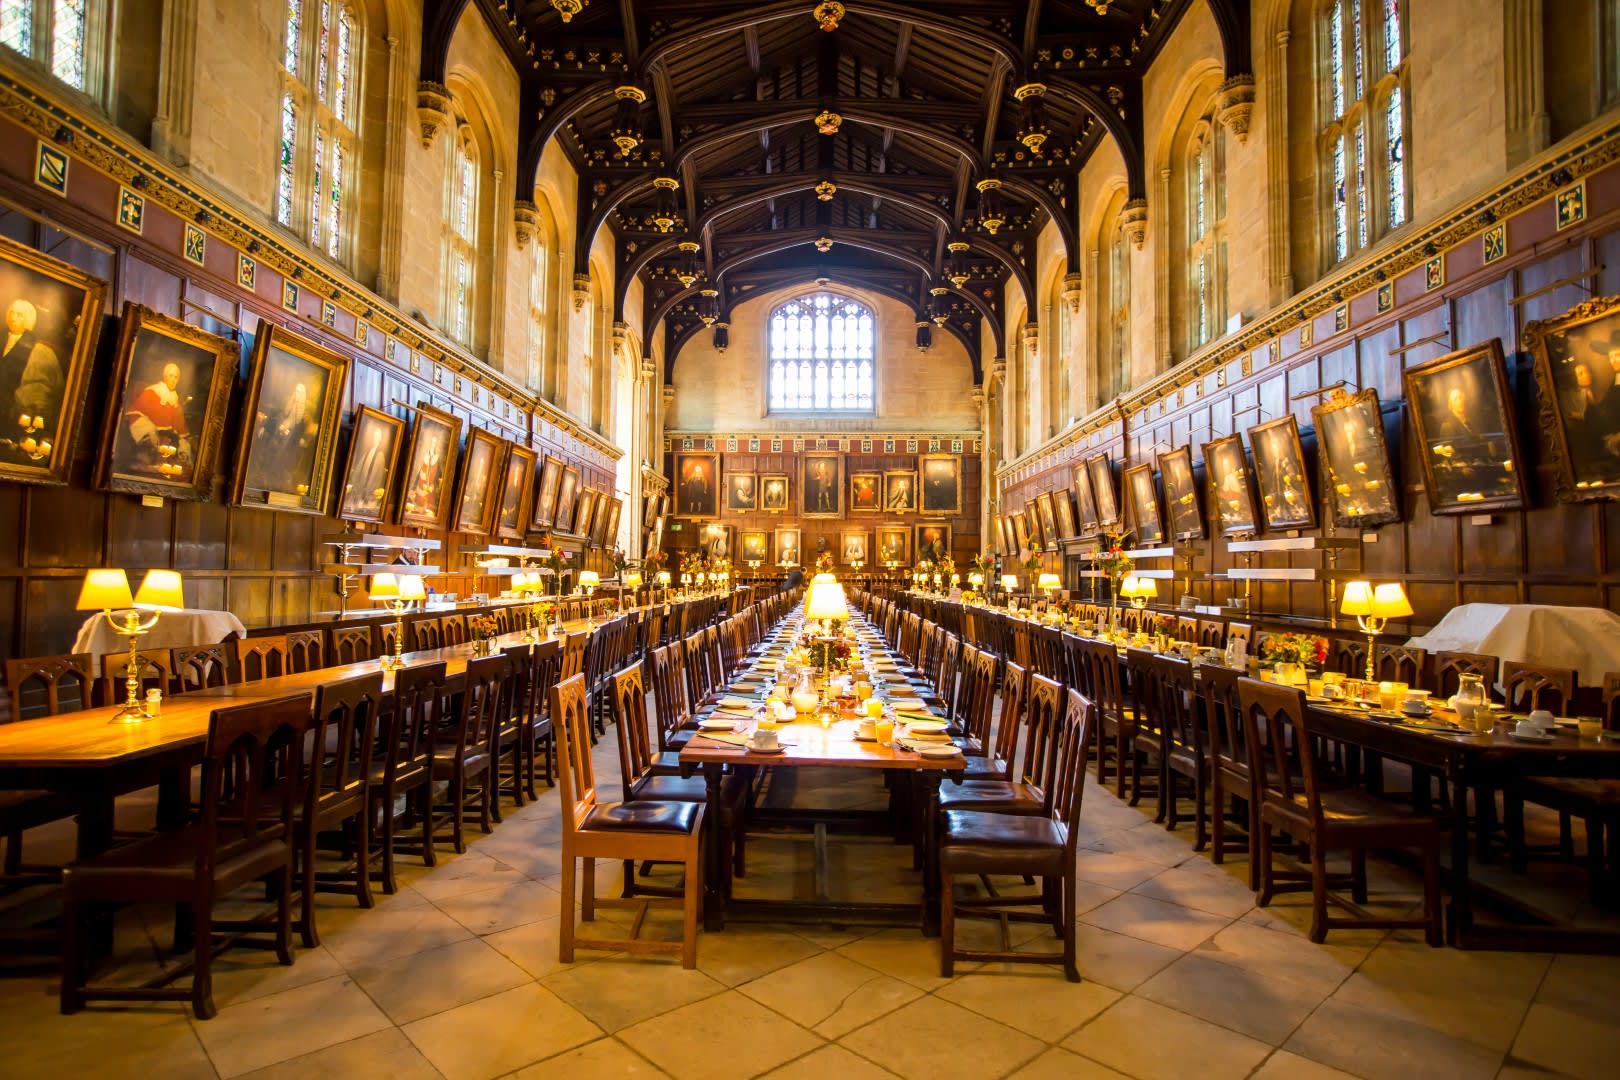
[841,529,870,564]
[1158,445,1205,540]
[1124,463,1165,544]
[335,405,404,525]
[1524,293,1620,501]
[451,428,506,536]
[1405,338,1527,514]
[231,318,348,515]
[603,497,623,549]
[760,473,790,512]
[1052,487,1078,541]
[915,522,952,564]
[1072,462,1100,535]
[1023,503,1044,551]
[801,452,843,517]
[555,463,581,532]
[95,301,234,501]
[1085,453,1121,530]
[1312,389,1401,528]
[850,470,882,512]
[495,443,538,540]
[774,526,802,566]
[919,453,961,514]
[876,525,909,565]
[397,402,461,530]
[725,471,758,513]
[674,452,720,518]
[740,529,769,563]
[1248,414,1317,531]
[1012,509,1031,553]
[1202,433,1260,537]
[573,487,598,539]
[882,469,917,512]
[533,455,564,529]
[1036,490,1060,551]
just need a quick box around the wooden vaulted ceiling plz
[420,0,1254,378]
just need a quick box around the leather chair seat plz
[940,810,1065,876]
[960,755,1008,782]
[1264,786,1438,841]
[1518,777,1620,810]
[629,774,710,802]
[582,800,701,835]
[938,780,1043,815]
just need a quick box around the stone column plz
[376,33,415,301]
[1265,28,1295,303]
[150,0,198,165]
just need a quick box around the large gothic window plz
[1321,0,1408,267]
[1185,111,1227,351]
[768,292,875,413]
[277,0,360,263]
[0,0,101,95]
[442,122,478,347]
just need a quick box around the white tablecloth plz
[1406,604,1620,686]
[73,608,247,674]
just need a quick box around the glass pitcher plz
[1450,673,1488,725]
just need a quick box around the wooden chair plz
[373,620,400,661]
[1239,677,1442,945]
[95,648,173,708]
[440,613,468,646]
[1225,622,1254,657]
[1375,645,1427,687]
[171,643,234,691]
[1199,663,1261,888]
[295,673,381,947]
[426,653,507,853]
[1152,654,1208,848]
[371,662,446,892]
[650,643,694,753]
[1328,637,1367,679]
[410,617,444,652]
[1197,619,1226,648]
[1502,661,1576,714]
[1433,651,1499,699]
[552,672,705,968]
[60,695,312,1019]
[5,652,94,719]
[1075,637,1133,797]
[962,661,1027,782]
[285,630,325,674]
[560,631,588,680]
[1174,615,1198,643]
[235,635,289,683]
[939,687,1094,981]
[494,644,534,813]
[937,673,1063,817]
[331,625,374,665]
[522,639,563,793]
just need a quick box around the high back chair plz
[1225,622,1254,657]
[440,614,468,646]
[961,658,1026,783]
[171,643,233,691]
[560,631,588,680]
[1502,661,1576,714]
[372,661,448,892]
[551,672,705,968]
[331,625,374,665]
[235,635,289,683]
[95,648,172,708]
[5,652,94,719]
[285,629,325,673]
[937,673,1064,818]
[1375,645,1427,688]
[410,616,444,651]
[1433,650,1499,699]
[1076,637,1132,797]
[939,688,1095,981]
[60,695,312,1019]
[426,653,508,854]
[524,639,563,792]
[1198,663,1260,888]
[1240,677,1442,945]
[1152,654,1206,846]
[650,643,694,752]
[296,673,382,947]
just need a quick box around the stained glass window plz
[1386,85,1406,228]
[334,8,353,125]
[1109,218,1130,402]
[1332,135,1348,263]
[1383,0,1401,69]
[768,293,874,412]
[49,0,84,88]
[443,131,479,346]
[309,128,324,246]
[1323,0,1407,264]
[1354,125,1369,249]
[1350,0,1364,100]
[1328,1,1344,118]
[4,2,95,92]
[284,0,301,75]
[316,1,330,104]
[0,1,31,56]
[326,142,344,258]
[277,92,297,226]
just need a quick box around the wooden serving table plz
[678,623,965,936]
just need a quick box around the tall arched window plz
[1320,0,1408,267]
[1186,111,1227,351]
[442,121,478,347]
[0,1,102,95]
[768,291,875,413]
[277,0,359,262]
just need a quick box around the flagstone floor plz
[2,734,1619,1080]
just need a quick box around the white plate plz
[919,745,963,759]
[746,741,786,754]
[1510,731,1555,743]
[902,719,949,732]
[698,717,737,731]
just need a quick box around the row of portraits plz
[671,451,964,519]
[0,235,616,541]
[706,523,955,568]
[997,331,1573,553]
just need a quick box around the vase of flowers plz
[469,614,499,656]
[1259,632,1328,684]
[1094,531,1135,638]
[815,550,835,574]
[542,547,572,597]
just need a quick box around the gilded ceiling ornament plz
[815,180,837,201]
[812,2,845,32]
[814,110,843,136]
[551,0,586,23]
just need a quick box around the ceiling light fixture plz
[815,180,837,201]
[930,286,950,325]
[976,177,1006,235]
[650,175,680,232]
[676,240,700,288]
[698,288,719,327]
[610,85,646,156]
[947,240,972,288]
[1013,83,1050,155]
[814,110,842,135]
[551,0,586,24]
[812,2,845,31]
[814,236,834,253]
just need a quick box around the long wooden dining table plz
[678,614,966,937]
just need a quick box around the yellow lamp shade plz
[968,572,984,587]
[369,573,399,601]
[133,569,184,611]
[578,570,600,589]
[1037,573,1061,590]
[1136,576,1158,598]
[1000,574,1018,590]
[657,570,672,585]
[1119,574,1142,598]
[623,571,643,589]
[805,574,849,621]
[1371,582,1413,619]
[397,575,427,602]
[1340,580,1373,616]
[77,568,133,611]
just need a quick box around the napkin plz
[694,731,753,747]
[719,696,754,710]
[897,709,941,723]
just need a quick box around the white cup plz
[1528,709,1555,731]
[1514,719,1543,738]
[857,718,877,739]
[751,728,779,750]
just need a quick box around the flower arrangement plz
[642,549,667,575]
[1094,530,1135,581]
[1021,550,1042,573]
[469,614,499,640]
[815,550,836,573]
[680,550,706,575]
[970,552,996,576]
[960,589,980,604]
[598,595,621,614]
[608,545,630,573]
[1260,632,1328,666]
[939,555,956,576]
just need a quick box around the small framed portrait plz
[643,489,664,528]
[1202,433,1260,536]
[700,522,731,560]
[726,471,758,513]
[998,514,1017,555]
[397,403,461,529]
[915,522,952,564]
[1012,510,1031,553]
[1036,491,1060,550]
[604,497,623,548]
[495,444,538,540]
[920,454,960,514]
[0,234,108,486]
[1312,389,1401,528]
[556,464,581,531]
[1072,463,1100,535]
[232,319,348,515]
[335,405,404,524]
[1125,464,1164,544]
[1405,340,1527,513]
[801,452,843,517]
[1052,487,1078,540]
[841,530,869,565]
[850,471,881,512]
[1158,446,1205,540]
[573,487,598,539]
[590,491,614,547]
[876,525,908,565]
[1086,453,1121,529]
[774,526,802,566]
[674,452,720,517]
[761,473,789,512]
[883,469,917,512]
[533,455,563,528]
[452,428,506,535]
[740,529,769,563]
[1525,293,1620,501]
[95,302,235,501]
[647,514,665,553]
[1249,415,1317,531]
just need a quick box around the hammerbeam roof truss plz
[419,0,1254,378]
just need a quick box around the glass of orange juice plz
[875,716,895,746]
[864,697,884,718]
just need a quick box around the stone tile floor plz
[3,736,1619,1080]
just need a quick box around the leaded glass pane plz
[277,92,296,226]
[316,1,330,103]
[50,0,86,89]
[1332,135,1348,262]
[1,1,32,56]
[284,0,301,74]
[1386,86,1406,228]
[767,292,875,411]
[326,141,344,258]
[1328,1,1344,118]
[310,128,324,246]
[1384,0,1401,70]
[1354,125,1368,249]
[1351,0,1364,99]
[334,7,353,123]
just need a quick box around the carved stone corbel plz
[416,81,453,148]
[572,273,592,312]
[1061,271,1084,313]
[662,383,676,410]
[1217,74,1257,145]
[1121,198,1148,250]
[1022,322,1040,361]
[513,200,538,247]
[988,357,1007,387]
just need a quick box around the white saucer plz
[745,740,786,754]
[902,719,949,733]
[919,745,963,759]
[698,717,737,731]
[1401,707,1433,719]
[1510,730,1555,743]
